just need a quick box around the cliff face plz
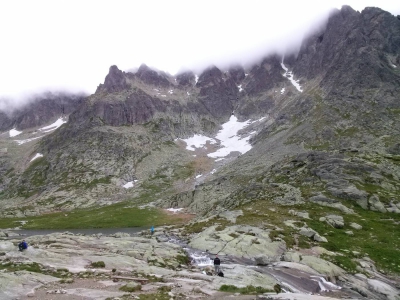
[0,93,85,131]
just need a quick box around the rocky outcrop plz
[134,64,171,87]
[99,65,129,93]
[196,66,239,119]
[0,93,85,131]
[176,71,195,87]
[189,225,286,262]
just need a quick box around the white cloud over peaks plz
[0,1,399,102]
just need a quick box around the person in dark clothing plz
[18,240,28,251]
[213,254,221,274]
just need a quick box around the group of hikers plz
[17,228,223,276]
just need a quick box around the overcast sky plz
[0,0,399,103]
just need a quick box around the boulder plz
[282,251,301,263]
[350,222,362,230]
[313,234,328,242]
[300,256,345,280]
[309,195,355,214]
[124,281,141,290]
[327,185,368,209]
[218,210,243,223]
[299,227,317,238]
[254,254,279,265]
[324,215,344,229]
[289,210,310,219]
[368,195,387,213]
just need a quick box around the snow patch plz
[195,174,202,179]
[122,180,138,189]
[194,75,199,84]
[237,85,243,92]
[208,115,252,158]
[167,208,183,213]
[39,118,67,132]
[280,88,285,94]
[14,136,44,145]
[187,91,190,96]
[180,115,266,158]
[30,153,43,162]
[281,62,303,92]
[9,128,22,137]
[181,134,216,151]
[168,90,174,94]
[211,169,216,174]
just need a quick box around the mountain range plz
[0,4,399,278]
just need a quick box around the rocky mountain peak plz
[135,64,171,87]
[196,66,224,88]
[228,65,246,84]
[97,65,128,93]
[0,93,85,131]
[175,71,195,87]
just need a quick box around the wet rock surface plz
[0,226,399,300]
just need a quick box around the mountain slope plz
[0,7,399,280]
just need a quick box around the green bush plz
[119,283,142,292]
[90,261,105,268]
[176,254,190,265]
[219,284,273,294]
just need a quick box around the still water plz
[8,227,148,238]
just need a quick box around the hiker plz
[150,226,154,235]
[18,240,28,251]
[213,254,221,274]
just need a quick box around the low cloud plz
[0,0,399,105]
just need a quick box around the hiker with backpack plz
[18,240,28,251]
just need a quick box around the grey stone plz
[324,215,344,229]
[254,254,280,265]
[368,195,386,213]
[350,223,362,230]
[299,227,317,238]
[328,185,368,209]
[313,233,328,242]
[282,251,301,263]
[289,210,310,219]
[218,210,243,223]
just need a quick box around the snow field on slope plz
[9,128,22,137]
[30,153,43,162]
[39,117,67,132]
[180,115,262,159]
[281,62,303,92]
